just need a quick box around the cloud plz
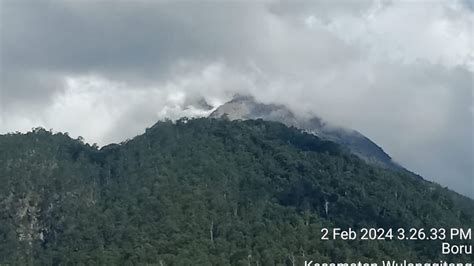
[1,0,472,196]
[1,62,256,144]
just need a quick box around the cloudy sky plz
[1,0,473,197]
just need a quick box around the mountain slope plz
[210,95,401,170]
[0,120,472,264]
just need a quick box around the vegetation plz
[0,118,472,264]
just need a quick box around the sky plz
[0,0,473,197]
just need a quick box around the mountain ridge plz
[210,95,404,171]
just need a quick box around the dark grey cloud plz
[1,0,266,108]
[1,0,472,197]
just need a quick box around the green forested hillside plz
[0,118,472,264]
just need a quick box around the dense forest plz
[0,118,472,264]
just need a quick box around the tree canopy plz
[0,118,472,264]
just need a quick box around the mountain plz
[210,95,402,170]
[0,119,472,264]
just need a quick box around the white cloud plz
[3,62,257,145]
[322,0,474,69]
